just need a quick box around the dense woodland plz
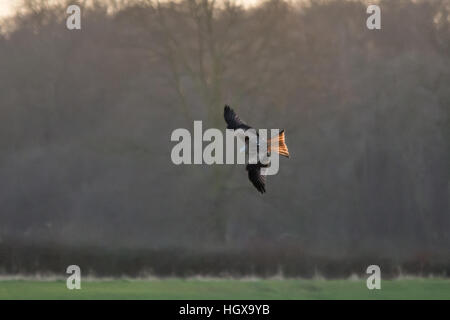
[0,0,449,276]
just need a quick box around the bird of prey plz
[223,105,289,193]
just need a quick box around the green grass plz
[0,278,449,299]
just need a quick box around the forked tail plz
[268,130,290,158]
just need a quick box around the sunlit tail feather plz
[268,130,290,158]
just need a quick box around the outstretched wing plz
[224,105,251,130]
[246,164,266,194]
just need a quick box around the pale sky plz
[0,0,267,18]
[0,0,14,17]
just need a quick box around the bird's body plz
[223,105,289,193]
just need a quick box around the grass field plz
[0,278,449,299]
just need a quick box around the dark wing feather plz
[246,164,266,194]
[224,105,251,130]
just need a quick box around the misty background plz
[0,0,449,277]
